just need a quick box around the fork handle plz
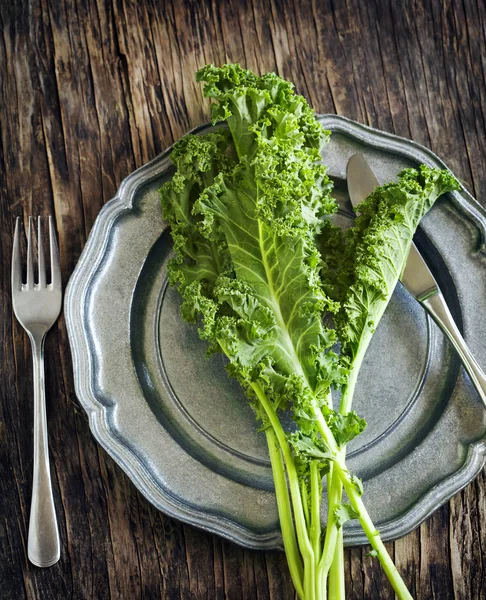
[28,334,60,567]
[421,292,486,408]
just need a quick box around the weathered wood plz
[1,0,485,598]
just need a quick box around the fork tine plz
[37,217,46,288]
[49,216,61,288]
[26,216,34,289]
[11,217,22,291]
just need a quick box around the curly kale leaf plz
[321,165,460,367]
[328,410,367,447]
[161,64,344,431]
[334,503,360,529]
[288,432,333,463]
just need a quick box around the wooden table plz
[1,1,485,598]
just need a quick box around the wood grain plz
[1,0,485,598]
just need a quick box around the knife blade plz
[346,153,486,407]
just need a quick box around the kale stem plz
[310,404,339,455]
[301,480,311,528]
[252,382,315,598]
[317,455,343,588]
[311,399,412,599]
[328,527,345,599]
[339,361,361,416]
[320,363,360,598]
[333,461,413,600]
[265,428,304,599]
[258,376,410,599]
[310,460,322,565]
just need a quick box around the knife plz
[347,153,486,407]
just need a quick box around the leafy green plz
[320,165,459,600]
[321,165,460,371]
[288,432,333,463]
[351,474,364,496]
[161,64,343,427]
[334,503,360,529]
[161,63,459,600]
[325,409,367,447]
[161,63,348,599]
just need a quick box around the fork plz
[11,216,62,567]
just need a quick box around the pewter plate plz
[65,115,486,548]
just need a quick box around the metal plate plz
[65,115,486,549]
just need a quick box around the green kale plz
[319,166,459,599]
[321,165,460,375]
[161,64,342,423]
[160,63,458,600]
[333,503,360,529]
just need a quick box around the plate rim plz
[65,114,486,548]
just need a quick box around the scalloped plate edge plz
[65,114,486,548]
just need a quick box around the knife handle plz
[421,292,486,408]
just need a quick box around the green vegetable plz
[333,503,360,529]
[160,63,459,600]
[319,165,459,594]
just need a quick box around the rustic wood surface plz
[1,0,485,598]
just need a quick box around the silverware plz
[347,153,486,407]
[11,216,61,567]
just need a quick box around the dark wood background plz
[1,0,485,598]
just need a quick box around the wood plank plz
[0,0,485,598]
